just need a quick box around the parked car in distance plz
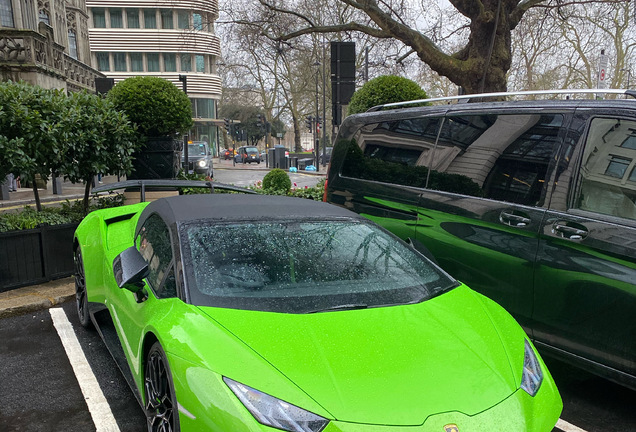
[74,191,561,432]
[182,141,213,177]
[220,148,234,160]
[319,146,333,165]
[325,89,636,390]
[234,146,260,164]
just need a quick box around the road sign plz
[597,51,609,89]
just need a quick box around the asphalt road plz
[1,300,634,432]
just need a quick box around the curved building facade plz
[87,0,222,151]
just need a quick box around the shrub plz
[106,76,193,139]
[262,169,292,193]
[347,75,428,115]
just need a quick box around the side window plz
[436,114,563,206]
[340,113,563,204]
[574,118,636,220]
[341,116,445,189]
[137,214,177,298]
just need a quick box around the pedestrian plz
[5,173,17,192]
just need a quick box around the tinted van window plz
[574,118,636,220]
[341,113,564,204]
[341,116,453,190]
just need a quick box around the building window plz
[621,134,636,150]
[605,156,631,179]
[110,9,123,28]
[180,54,192,72]
[193,13,202,30]
[130,53,143,72]
[92,8,106,28]
[96,52,110,71]
[0,0,14,27]
[126,8,139,28]
[144,9,156,29]
[196,55,205,73]
[39,10,50,25]
[161,9,173,29]
[164,53,176,72]
[147,53,160,72]
[68,30,78,59]
[113,52,127,72]
[177,10,189,29]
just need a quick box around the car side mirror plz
[113,246,149,294]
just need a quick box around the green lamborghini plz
[74,182,562,432]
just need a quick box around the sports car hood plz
[198,285,522,426]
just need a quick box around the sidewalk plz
[0,277,75,319]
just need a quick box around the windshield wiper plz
[306,303,369,314]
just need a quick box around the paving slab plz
[0,277,75,319]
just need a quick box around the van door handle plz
[552,222,589,240]
[499,211,531,227]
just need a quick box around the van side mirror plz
[113,246,149,296]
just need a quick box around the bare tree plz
[247,0,628,94]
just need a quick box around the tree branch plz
[448,0,484,20]
[257,0,317,28]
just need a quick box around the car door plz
[534,111,636,383]
[109,213,178,364]
[415,111,568,330]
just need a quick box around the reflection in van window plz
[576,118,636,220]
[341,114,563,204]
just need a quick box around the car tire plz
[145,341,180,432]
[74,247,92,329]
[257,161,260,164]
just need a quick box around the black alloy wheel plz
[74,248,92,328]
[145,342,179,432]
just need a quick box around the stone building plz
[0,0,102,91]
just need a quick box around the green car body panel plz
[74,201,562,431]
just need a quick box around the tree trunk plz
[448,0,512,94]
[32,183,41,212]
[83,181,92,214]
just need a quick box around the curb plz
[0,277,75,319]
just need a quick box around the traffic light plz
[257,114,264,128]
[224,118,230,133]
[305,116,313,131]
[316,116,321,134]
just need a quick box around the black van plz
[325,89,636,389]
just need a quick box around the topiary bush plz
[262,168,292,193]
[347,75,428,115]
[106,76,193,139]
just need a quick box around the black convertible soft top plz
[137,194,361,233]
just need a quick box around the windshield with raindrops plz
[181,219,456,313]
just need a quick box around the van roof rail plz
[366,89,636,112]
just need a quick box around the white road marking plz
[50,307,121,432]
[557,418,589,432]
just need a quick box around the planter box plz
[129,137,182,180]
[0,223,79,293]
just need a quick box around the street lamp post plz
[314,61,320,170]
[178,74,189,171]
[620,67,632,89]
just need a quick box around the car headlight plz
[198,160,208,167]
[223,377,328,432]
[520,340,543,396]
